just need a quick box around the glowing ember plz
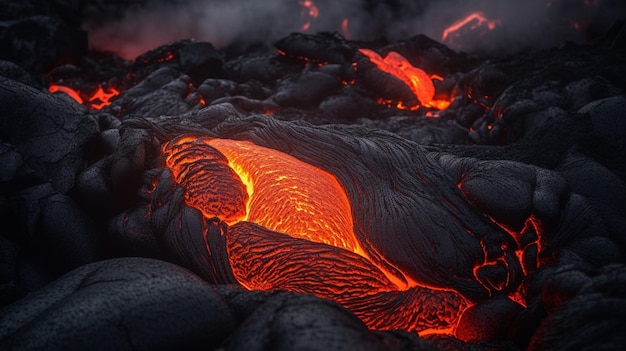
[49,84,119,110]
[359,49,449,110]
[431,74,444,81]
[442,11,501,43]
[161,136,469,333]
[163,137,365,254]
[299,0,319,31]
[48,84,83,104]
[88,85,120,109]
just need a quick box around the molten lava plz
[49,84,83,104]
[163,137,249,224]
[48,84,119,110]
[163,137,365,254]
[359,49,450,110]
[88,85,120,109]
[161,136,469,333]
[442,11,501,44]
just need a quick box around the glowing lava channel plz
[162,136,468,333]
[208,138,364,255]
[161,137,416,287]
[359,49,450,110]
[48,84,119,109]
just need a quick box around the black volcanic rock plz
[0,257,236,351]
[0,0,86,73]
[0,76,98,193]
[529,264,626,351]
[274,32,355,65]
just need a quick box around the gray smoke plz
[83,0,626,59]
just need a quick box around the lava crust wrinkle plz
[159,133,470,332]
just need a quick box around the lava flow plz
[48,84,83,104]
[48,84,119,109]
[163,136,362,253]
[442,11,501,44]
[210,138,363,252]
[359,49,450,110]
[88,85,120,109]
[161,136,468,333]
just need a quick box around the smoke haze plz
[83,0,626,59]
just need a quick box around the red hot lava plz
[48,84,119,110]
[442,11,501,46]
[359,49,450,110]
[161,136,470,334]
[48,84,84,104]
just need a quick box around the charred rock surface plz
[0,258,236,351]
[0,1,86,73]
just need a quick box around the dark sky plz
[82,0,626,59]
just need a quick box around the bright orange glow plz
[49,84,120,109]
[209,138,364,253]
[88,85,120,109]
[163,137,366,254]
[430,99,451,110]
[162,137,249,224]
[360,49,448,110]
[161,137,552,333]
[299,0,319,31]
[161,136,470,333]
[430,74,444,81]
[442,12,501,42]
[228,221,396,296]
[49,84,83,104]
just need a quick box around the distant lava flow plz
[359,49,450,110]
[48,84,119,109]
[161,136,468,333]
[442,11,501,44]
